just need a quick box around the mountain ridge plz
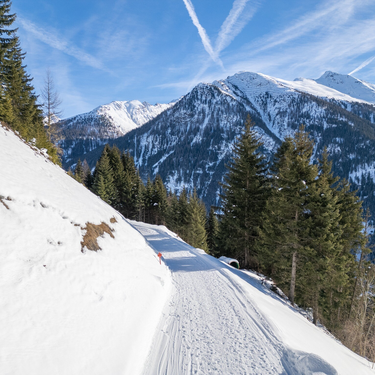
[57,71,375,233]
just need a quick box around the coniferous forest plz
[0,0,58,163]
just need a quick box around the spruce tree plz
[153,174,168,225]
[206,207,219,256]
[0,0,58,162]
[218,115,269,269]
[186,189,208,251]
[108,146,125,210]
[260,126,318,304]
[92,146,117,205]
[74,159,84,183]
[177,187,190,241]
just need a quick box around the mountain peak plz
[315,71,375,103]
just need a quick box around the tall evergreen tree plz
[73,159,84,183]
[107,146,125,210]
[0,0,58,162]
[206,207,219,256]
[218,115,269,269]
[92,146,117,205]
[260,126,318,304]
[153,174,168,225]
[186,189,208,251]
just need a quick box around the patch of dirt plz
[81,222,114,252]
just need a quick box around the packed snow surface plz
[135,221,375,375]
[1,125,374,374]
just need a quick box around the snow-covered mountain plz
[1,124,374,374]
[77,71,373,213]
[58,99,175,166]
[315,71,375,104]
[60,71,375,231]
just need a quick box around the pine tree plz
[0,0,59,163]
[74,159,84,183]
[107,146,125,210]
[92,146,117,205]
[206,206,219,256]
[121,151,143,219]
[166,191,180,233]
[300,154,343,324]
[218,115,269,269]
[177,187,190,241]
[153,174,168,225]
[260,126,318,304]
[186,189,208,251]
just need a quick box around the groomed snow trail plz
[132,222,340,375]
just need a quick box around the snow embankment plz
[0,125,171,375]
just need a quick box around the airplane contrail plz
[215,0,259,57]
[182,0,223,67]
[182,0,259,70]
[349,55,375,76]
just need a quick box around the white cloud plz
[247,0,358,55]
[18,17,106,71]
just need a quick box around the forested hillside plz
[0,0,58,162]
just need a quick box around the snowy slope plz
[58,99,175,168]
[315,71,375,104]
[134,221,375,375]
[0,125,171,375]
[61,99,175,138]
[216,71,372,106]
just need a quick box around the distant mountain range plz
[57,71,375,231]
[57,99,175,165]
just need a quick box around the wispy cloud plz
[247,0,357,55]
[226,15,375,80]
[18,17,105,71]
[215,0,259,56]
[181,0,223,67]
[349,55,375,75]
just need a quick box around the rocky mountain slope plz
[57,99,175,166]
[60,72,375,219]
[74,72,375,216]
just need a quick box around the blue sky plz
[13,0,375,118]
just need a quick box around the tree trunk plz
[289,251,297,305]
[313,293,319,325]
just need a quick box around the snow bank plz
[218,256,240,268]
[0,125,172,375]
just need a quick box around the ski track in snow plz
[132,222,339,375]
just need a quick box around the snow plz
[135,221,374,375]
[61,99,175,139]
[224,72,372,105]
[0,125,171,375]
[1,124,374,374]
[315,71,375,104]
